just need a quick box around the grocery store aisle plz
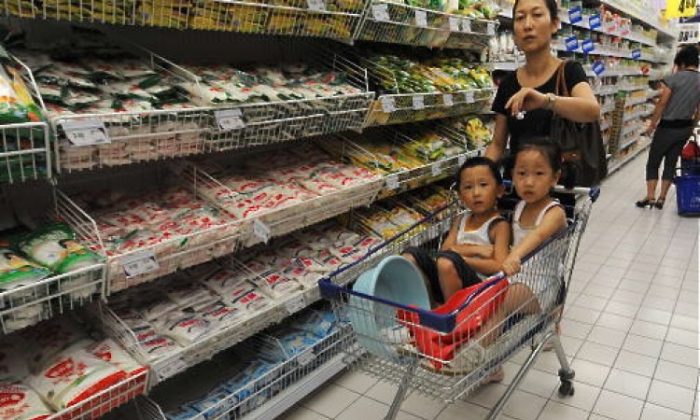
[286,152,699,420]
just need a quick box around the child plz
[403,157,511,306]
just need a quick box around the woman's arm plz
[504,82,600,123]
[502,206,567,275]
[646,83,672,135]
[461,220,511,275]
[484,114,509,163]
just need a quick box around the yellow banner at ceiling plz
[666,0,697,18]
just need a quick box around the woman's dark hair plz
[674,45,699,68]
[512,0,558,20]
[456,156,503,187]
[515,140,562,173]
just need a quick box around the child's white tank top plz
[456,213,504,246]
[512,200,561,246]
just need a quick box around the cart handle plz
[319,221,574,333]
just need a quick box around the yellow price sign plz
[666,0,697,18]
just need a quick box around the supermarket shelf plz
[619,85,648,92]
[598,0,678,40]
[601,103,616,114]
[608,138,651,174]
[1,0,369,42]
[600,120,610,131]
[0,263,106,335]
[618,137,638,151]
[621,123,643,138]
[554,43,664,63]
[648,90,661,99]
[492,61,519,71]
[0,121,51,184]
[366,89,494,126]
[359,0,497,50]
[626,96,648,107]
[622,109,649,122]
[557,10,656,47]
[99,203,455,388]
[595,85,617,96]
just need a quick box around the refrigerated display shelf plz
[96,205,455,388]
[359,0,497,50]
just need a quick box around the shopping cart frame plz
[320,185,599,420]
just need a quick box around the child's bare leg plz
[436,257,464,302]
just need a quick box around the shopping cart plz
[319,185,599,420]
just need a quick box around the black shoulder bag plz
[550,61,608,188]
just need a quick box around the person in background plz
[484,0,600,169]
[637,45,700,209]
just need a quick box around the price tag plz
[158,358,187,381]
[371,3,390,21]
[564,35,579,52]
[385,174,399,190]
[443,94,453,107]
[458,154,467,166]
[62,119,110,147]
[449,16,460,31]
[306,0,326,10]
[380,96,396,113]
[285,294,306,314]
[297,349,316,366]
[215,109,245,131]
[631,49,641,60]
[582,38,595,54]
[486,22,495,35]
[431,162,442,177]
[412,95,425,110]
[592,60,606,76]
[464,91,475,103]
[462,18,472,33]
[588,13,601,30]
[415,10,428,27]
[253,218,271,243]
[122,249,159,278]
[568,6,582,24]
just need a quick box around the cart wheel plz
[559,380,574,396]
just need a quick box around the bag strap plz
[555,60,569,97]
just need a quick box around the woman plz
[484,0,600,166]
[637,45,700,209]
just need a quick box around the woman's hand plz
[502,254,521,276]
[505,87,548,116]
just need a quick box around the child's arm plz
[441,216,492,257]
[459,220,511,275]
[440,217,460,251]
[503,206,567,275]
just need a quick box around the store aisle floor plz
[286,153,699,420]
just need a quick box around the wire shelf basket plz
[359,0,496,50]
[53,166,244,293]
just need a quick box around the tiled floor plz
[285,154,699,420]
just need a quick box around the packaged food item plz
[200,268,253,296]
[188,388,233,420]
[26,344,127,410]
[154,311,212,346]
[0,249,51,291]
[0,65,43,124]
[249,270,301,298]
[197,302,242,326]
[140,335,179,361]
[0,382,52,420]
[20,317,92,373]
[17,223,101,274]
[295,310,337,338]
[226,287,270,314]
[86,338,146,377]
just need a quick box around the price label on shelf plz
[592,60,606,76]
[121,249,159,278]
[62,119,110,147]
[464,91,475,103]
[564,35,579,52]
[215,109,245,131]
[385,174,399,190]
[631,49,641,60]
[582,38,595,54]
[158,358,187,382]
[568,6,582,24]
[285,294,306,314]
[588,13,601,30]
[253,218,271,243]
[448,16,460,31]
[486,22,495,35]
[412,95,425,110]
[462,18,472,33]
[458,154,467,166]
[380,96,396,113]
[431,162,442,177]
[415,10,428,27]
[297,349,316,366]
[306,0,326,11]
[371,3,390,21]
[443,94,453,107]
